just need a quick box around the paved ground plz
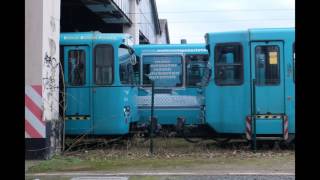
[26,172,295,180]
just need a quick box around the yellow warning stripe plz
[64,116,90,120]
[254,115,282,119]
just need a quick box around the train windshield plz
[186,54,209,87]
[142,55,183,87]
[119,45,136,85]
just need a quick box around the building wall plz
[156,20,170,44]
[123,0,140,44]
[42,0,61,121]
[25,0,62,159]
[122,0,159,44]
[138,0,157,43]
[25,0,43,85]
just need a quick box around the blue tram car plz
[133,44,209,128]
[60,32,139,135]
[204,28,295,142]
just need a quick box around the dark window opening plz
[120,63,135,85]
[133,57,140,85]
[293,42,295,82]
[94,45,114,85]
[214,43,243,85]
[68,50,86,86]
[186,54,209,87]
[255,45,280,85]
[142,55,183,87]
[119,46,135,85]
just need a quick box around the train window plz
[142,55,183,87]
[68,50,86,86]
[94,45,114,85]
[119,47,135,85]
[293,42,295,82]
[133,57,140,85]
[214,43,243,85]
[186,54,209,87]
[255,45,280,85]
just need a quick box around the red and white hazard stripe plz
[283,115,289,140]
[246,116,252,140]
[25,85,45,138]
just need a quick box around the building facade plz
[61,0,170,44]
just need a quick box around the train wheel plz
[213,137,231,144]
[181,126,203,143]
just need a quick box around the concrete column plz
[25,0,62,160]
[42,0,62,159]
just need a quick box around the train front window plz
[133,57,140,85]
[186,54,209,87]
[68,50,85,86]
[142,55,183,87]
[119,46,135,85]
[94,45,114,85]
[255,45,280,85]
[214,43,243,85]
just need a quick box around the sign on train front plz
[144,55,182,87]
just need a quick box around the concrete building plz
[61,0,170,44]
[158,19,170,44]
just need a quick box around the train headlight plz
[123,106,131,117]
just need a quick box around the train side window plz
[133,57,140,85]
[119,47,135,85]
[255,45,280,85]
[186,54,209,87]
[293,42,295,82]
[214,43,243,85]
[68,50,86,86]
[94,45,114,85]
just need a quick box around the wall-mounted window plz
[94,45,114,85]
[214,43,243,85]
[68,50,86,86]
[142,55,183,87]
[255,45,280,85]
[186,54,209,87]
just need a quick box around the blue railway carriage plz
[204,28,295,142]
[133,44,209,127]
[60,32,139,135]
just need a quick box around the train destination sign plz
[143,55,183,87]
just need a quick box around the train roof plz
[60,32,133,46]
[205,27,295,43]
[133,43,208,54]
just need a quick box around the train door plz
[64,46,93,134]
[250,41,284,114]
[92,44,116,134]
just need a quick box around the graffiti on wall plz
[42,37,59,119]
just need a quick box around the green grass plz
[27,153,294,173]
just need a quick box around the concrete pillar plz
[25,0,61,160]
